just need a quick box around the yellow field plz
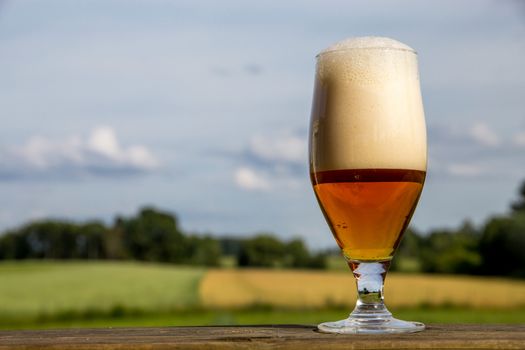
[200,269,525,309]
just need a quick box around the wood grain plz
[0,324,524,349]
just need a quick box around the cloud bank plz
[0,126,158,180]
[429,121,525,178]
[234,131,307,191]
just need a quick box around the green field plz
[0,261,203,325]
[6,308,525,330]
[0,261,523,329]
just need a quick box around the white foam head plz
[320,36,415,54]
[310,36,427,172]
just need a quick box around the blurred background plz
[0,0,524,328]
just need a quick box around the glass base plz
[318,316,425,334]
[317,260,425,334]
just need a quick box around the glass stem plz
[347,260,392,319]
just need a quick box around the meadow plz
[0,261,523,329]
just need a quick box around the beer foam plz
[320,36,415,54]
[310,37,427,172]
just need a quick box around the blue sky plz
[0,0,524,248]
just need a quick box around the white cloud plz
[87,127,158,169]
[0,126,158,180]
[87,127,120,158]
[234,167,270,191]
[126,145,159,169]
[447,163,484,177]
[248,133,306,165]
[427,122,525,179]
[468,122,500,147]
[233,131,308,192]
[513,130,525,147]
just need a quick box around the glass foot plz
[318,316,425,334]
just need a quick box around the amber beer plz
[311,168,425,261]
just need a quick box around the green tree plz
[390,228,423,272]
[21,221,78,259]
[511,180,525,212]
[0,221,107,260]
[118,207,187,263]
[479,212,525,277]
[307,252,328,269]
[419,221,481,275]
[238,234,285,267]
[104,223,128,260]
[0,232,17,259]
[76,222,107,259]
[186,235,221,266]
[284,238,311,268]
[218,237,244,257]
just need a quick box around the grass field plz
[5,308,525,330]
[0,261,524,329]
[0,261,203,320]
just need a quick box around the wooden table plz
[0,324,523,349]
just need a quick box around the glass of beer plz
[309,37,426,334]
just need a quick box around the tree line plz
[0,180,524,277]
[391,180,525,278]
[0,207,325,269]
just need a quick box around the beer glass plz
[309,37,427,334]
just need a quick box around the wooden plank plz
[0,324,524,349]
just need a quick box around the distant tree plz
[285,238,327,269]
[24,221,79,259]
[29,222,78,259]
[186,235,221,266]
[118,207,187,263]
[419,221,481,275]
[284,238,311,268]
[76,222,107,259]
[511,179,525,212]
[390,228,423,272]
[104,221,128,260]
[0,220,108,260]
[237,234,325,269]
[0,232,17,259]
[307,252,328,269]
[478,180,525,277]
[218,237,244,257]
[479,212,525,278]
[238,234,285,267]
